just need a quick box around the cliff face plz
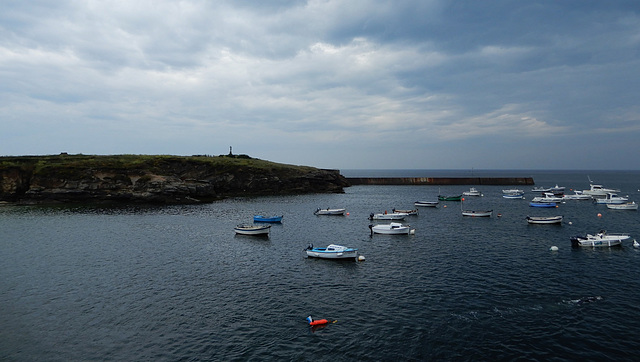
[0,155,349,204]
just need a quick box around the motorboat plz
[438,195,462,201]
[582,183,620,197]
[462,187,482,196]
[369,212,406,220]
[571,231,630,247]
[392,208,418,215]
[369,222,414,235]
[531,186,550,193]
[531,193,563,203]
[253,215,283,223]
[562,191,592,200]
[503,189,524,199]
[606,202,638,210]
[529,202,557,208]
[526,215,563,224]
[305,244,358,259]
[462,210,493,217]
[314,208,346,215]
[594,193,628,205]
[414,201,438,207]
[531,185,565,193]
[234,224,271,236]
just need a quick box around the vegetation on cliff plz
[0,154,348,204]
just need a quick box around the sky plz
[1,0,640,170]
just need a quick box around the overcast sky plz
[2,1,639,170]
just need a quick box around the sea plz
[1,170,640,361]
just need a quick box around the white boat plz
[562,191,592,200]
[526,215,563,224]
[392,208,418,215]
[531,185,565,193]
[369,222,414,235]
[582,184,620,197]
[462,210,492,217]
[234,224,271,236]
[462,187,482,196]
[503,189,524,199]
[305,244,358,259]
[594,193,628,205]
[571,231,630,247]
[531,193,563,203]
[314,208,346,215]
[606,202,638,210]
[414,200,438,207]
[369,212,406,220]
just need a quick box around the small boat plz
[369,212,406,220]
[234,224,271,236]
[531,193,563,203]
[305,244,358,259]
[414,200,438,207]
[571,230,630,247]
[562,191,592,200]
[369,222,414,235]
[392,208,418,215]
[438,194,462,201]
[253,215,283,223]
[606,202,638,210]
[502,189,524,199]
[531,186,550,193]
[462,210,493,217]
[526,215,563,224]
[462,187,482,196]
[314,208,346,215]
[529,202,557,208]
[594,193,628,205]
[582,183,620,197]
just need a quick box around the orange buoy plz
[307,316,330,326]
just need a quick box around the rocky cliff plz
[0,154,349,204]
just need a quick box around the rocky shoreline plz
[0,154,349,205]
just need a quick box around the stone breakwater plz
[346,177,535,185]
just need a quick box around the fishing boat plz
[462,187,482,196]
[253,215,283,223]
[369,212,406,220]
[414,201,438,207]
[570,230,630,247]
[462,210,493,217]
[438,194,462,201]
[234,224,271,236]
[606,202,638,210]
[502,189,524,199]
[526,215,563,224]
[392,208,418,215]
[529,202,557,208]
[369,222,414,235]
[582,183,620,197]
[305,244,358,259]
[562,191,592,200]
[314,208,346,215]
[594,193,628,205]
[531,193,563,203]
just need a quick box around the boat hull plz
[529,202,557,208]
[415,201,438,207]
[253,215,283,223]
[370,223,412,235]
[606,202,638,210]
[526,216,563,224]
[305,244,358,259]
[571,233,630,247]
[234,225,271,235]
[462,210,493,217]
[314,208,346,215]
[438,195,462,201]
[369,213,406,220]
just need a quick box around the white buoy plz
[633,240,639,248]
[568,221,572,225]
[550,246,559,251]
[410,229,416,235]
[358,255,366,261]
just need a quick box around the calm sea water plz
[2,170,640,361]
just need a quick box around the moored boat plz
[234,224,271,236]
[462,210,493,217]
[562,191,592,200]
[305,244,358,259]
[594,193,628,205]
[529,202,557,208]
[414,200,438,207]
[503,189,524,199]
[526,215,563,224]
[606,202,638,210]
[438,194,462,201]
[531,193,563,203]
[571,231,630,247]
[314,208,346,215]
[369,212,406,220]
[253,215,283,223]
[369,222,414,235]
[462,187,482,196]
[582,183,620,197]
[392,208,418,215]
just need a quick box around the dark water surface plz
[2,170,640,360]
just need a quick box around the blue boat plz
[253,215,283,223]
[529,202,557,208]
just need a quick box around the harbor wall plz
[346,177,534,186]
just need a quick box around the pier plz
[346,177,534,186]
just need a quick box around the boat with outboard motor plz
[305,244,358,259]
[571,230,630,247]
[369,212,406,220]
[314,208,346,215]
[463,187,482,196]
[369,222,414,235]
[594,193,628,205]
[606,202,638,210]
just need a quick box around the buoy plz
[358,255,365,261]
[410,229,416,235]
[497,213,502,217]
[569,221,572,225]
[346,212,350,216]
[307,316,331,326]
[597,213,602,218]
[633,240,639,248]
[444,205,447,208]
[550,246,559,251]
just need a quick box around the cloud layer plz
[2,0,639,169]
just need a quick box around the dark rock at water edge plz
[0,154,349,204]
